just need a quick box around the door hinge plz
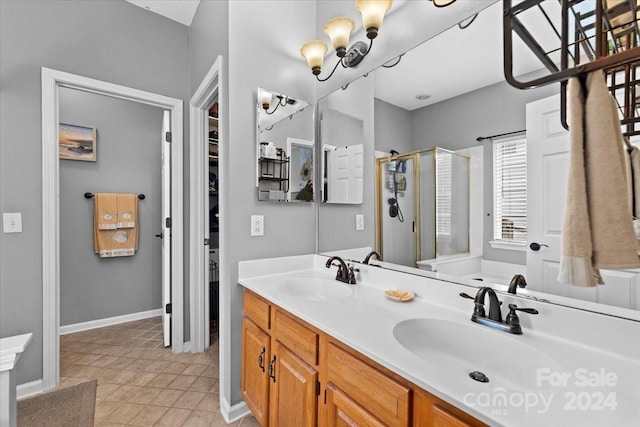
[165,131,172,142]
[316,381,321,396]
[166,217,172,228]
[165,303,172,314]
[204,238,210,246]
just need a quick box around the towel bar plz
[84,192,145,200]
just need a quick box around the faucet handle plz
[505,304,538,329]
[507,304,539,315]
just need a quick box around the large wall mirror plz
[256,87,314,202]
[316,0,640,320]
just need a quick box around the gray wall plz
[410,78,559,264]
[59,88,163,326]
[190,0,317,407]
[189,0,229,96]
[374,98,413,155]
[0,0,190,384]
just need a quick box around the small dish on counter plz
[385,290,415,302]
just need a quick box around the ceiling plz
[126,0,558,111]
[126,0,200,26]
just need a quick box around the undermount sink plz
[279,278,353,301]
[393,318,561,390]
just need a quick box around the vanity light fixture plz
[428,0,457,7]
[258,89,296,115]
[300,0,393,82]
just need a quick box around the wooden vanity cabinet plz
[241,290,319,427]
[322,339,411,426]
[241,317,270,426]
[241,289,486,427]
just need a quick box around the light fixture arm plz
[315,38,374,82]
[264,95,290,115]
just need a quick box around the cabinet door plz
[325,342,410,426]
[414,387,486,427]
[268,340,318,427]
[241,317,270,427]
[325,383,385,427]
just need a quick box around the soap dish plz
[385,290,415,302]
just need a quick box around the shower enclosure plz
[376,148,470,268]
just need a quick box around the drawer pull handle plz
[258,347,266,373]
[268,355,277,383]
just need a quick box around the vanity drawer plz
[325,342,410,426]
[243,290,271,331]
[273,308,319,366]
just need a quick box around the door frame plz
[41,67,185,391]
[188,56,223,353]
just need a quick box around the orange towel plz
[94,193,138,257]
[94,193,117,230]
[116,194,137,229]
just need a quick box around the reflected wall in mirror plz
[256,87,314,202]
[376,148,470,268]
[316,1,640,319]
[317,76,375,252]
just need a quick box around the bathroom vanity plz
[239,254,640,427]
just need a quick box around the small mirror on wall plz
[256,87,314,202]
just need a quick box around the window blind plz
[493,138,527,242]
[436,152,452,236]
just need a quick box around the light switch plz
[356,214,364,231]
[3,212,23,233]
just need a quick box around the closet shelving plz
[503,0,639,137]
[209,115,218,195]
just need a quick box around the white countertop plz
[238,254,640,427]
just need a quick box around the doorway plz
[41,67,185,392]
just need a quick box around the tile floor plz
[58,316,258,426]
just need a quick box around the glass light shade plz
[355,0,392,32]
[430,0,456,7]
[323,17,355,55]
[300,40,329,74]
[258,89,272,109]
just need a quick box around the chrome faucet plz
[508,274,527,294]
[325,256,357,284]
[363,250,382,264]
[461,287,539,335]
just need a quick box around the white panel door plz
[526,95,636,309]
[161,110,172,347]
[328,145,364,203]
[527,94,573,296]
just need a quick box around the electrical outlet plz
[251,215,264,236]
[3,212,22,233]
[356,214,364,231]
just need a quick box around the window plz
[493,137,527,244]
[436,152,452,236]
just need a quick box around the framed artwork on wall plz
[59,123,97,161]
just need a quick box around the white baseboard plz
[183,341,191,352]
[17,379,43,400]
[220,395,250,423]
[59,309,162,335]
